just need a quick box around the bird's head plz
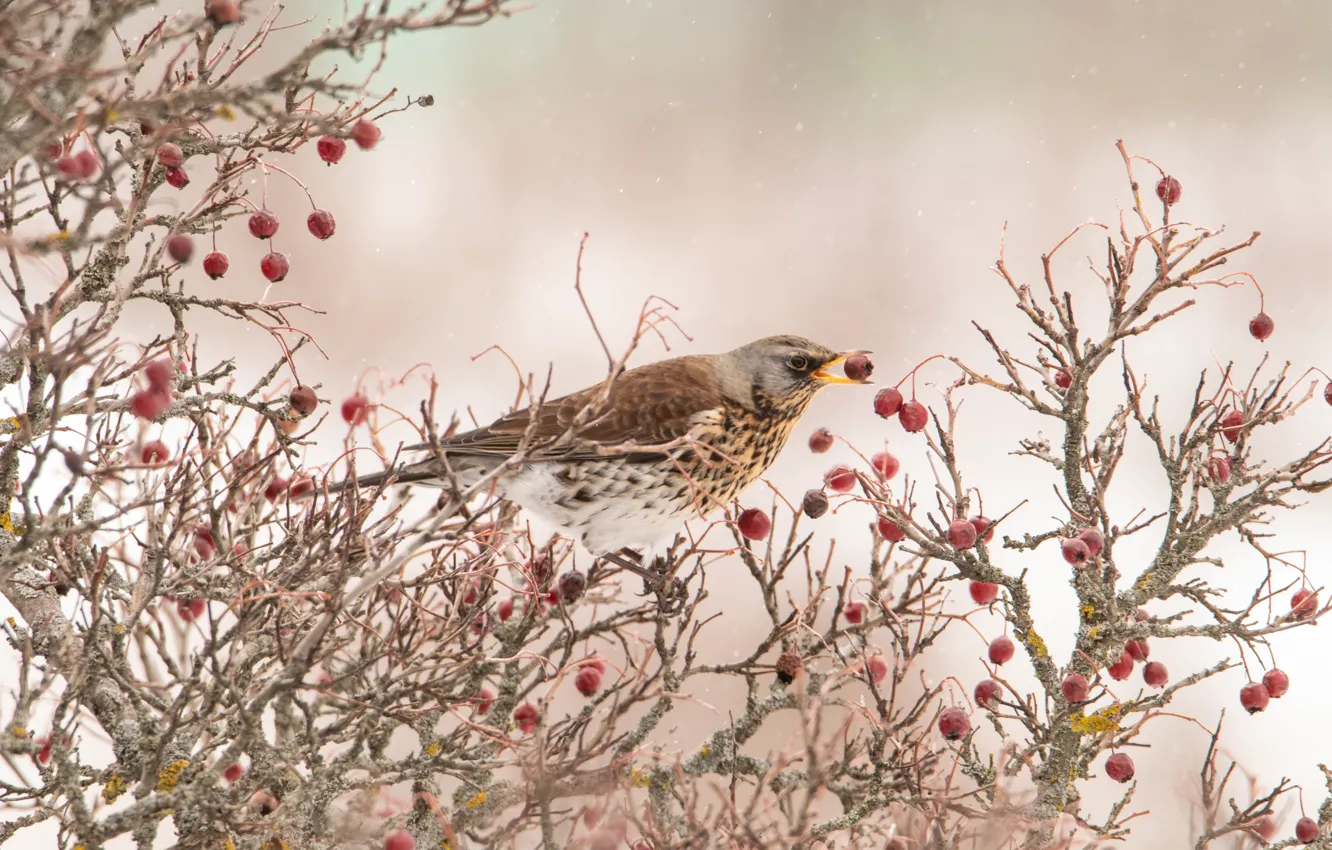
[722,335,873,411]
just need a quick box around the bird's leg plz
[598,549,686,608]
[598,549,660,585]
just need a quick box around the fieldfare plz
[329,335,871,566]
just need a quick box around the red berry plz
[1252,816,1278,841]
[223,763,244,782]
[870,451,900,480]
[801,489,829,518]
[843,601,865,624]
[156,143,183,169]
[574,667,602,697]
[144,359,173,391]
[969,515,995,543]
[1296,816,1320,844]
[1077,528,1104,558]
[898,400,928,432]
[583,803,601,829]
[317,135,346,164]
[1142,660,1167,688]
[176,597,206,621]
[582,656,607,675]
[1155,175,1182,206]
[866,655,889,684]
[203,251,229,279]
[557,570,586,604]
[497,597,514,622]
[1053,369,1071,390]
[1105,752,1135,783]
[1125,638,1150,662]
[1107,651,1134,681]
[988,635,1015,665]
[1291,588,1319,620]
[513,702,538,733]
[131,388,172,420]
[969,581,998,605]
[973,678,1001,707]
[141,440,170,465]
[35,736,51,766]
[474,686,495,715]
[1206,454,1232,483]
[383,829,415,850]
[167,234,194,264]
[352,118,381,150]
[56,155,82,179]
[1249,312,1274,341]
[341,392,369,425]
[205,0,241,25]
[164,167,189,189]
[248,210,279,239]
[1262,668,1289,699]
[307,209,336,240]
[807,427,834,453]
[40,141,63,160]
[1061,672,1089,703]
[873,387,904,418]
[736,507,771,541]
[193,527,216,560]
[823,464,856,493]
[288,476,313,499]
[843,354,873,382]
[1325,382,1332,406]
[1061,537,1090,566]
[937,706,970,740]
[263,477,289,503]
[1240,681,1270,714]
[877,516,906,542]
[948,518,977,549]
[260,251,289,282]
[1219,409,1244,443]
[289,386,318,417]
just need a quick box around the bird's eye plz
[786,354,811,372]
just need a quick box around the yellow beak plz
[813,350,873,384]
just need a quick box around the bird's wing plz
[407,356,726,462]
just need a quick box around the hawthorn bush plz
[2,2,1332,849]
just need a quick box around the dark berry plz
[807,427,834,453]
[801,489,829,518]
[988,635,1015,665]
[1105,752,1135,783]
[1107,651,1134,681]
[164,167,189,189]
[513,702,538,734]
[1262,668,1289,699]
[969,581,998,605]
[970,515,995,543]
[1054,369,1071,390]
[167,234,194,263]
[289,385,318,416]
[1219,409,1244,442]
[1325,382,1332,406]
[352,118,381,150]
[557,570,586,604]
[317,135,346,164]
[203,251,229,279]
[870,451,900,480]
[775,649,801,684]
[937,706,970,741]
[248,209,279,239]
[1291,588,1319,620]
[947,518,977,549]
[1155,175,1182,206]
[1142,661,1168,688]
[873,387,904,418]
[1240,681,1270,714]
[898,400,928,432]
[1061,672,1089,703]
[1077,527,1104,558]
[843,602,865,625]
[341,392,369,425]
[823,464,856,493]
[1061,537,1090,566]
[260,251,289,282]
[307,209,336,240]
[141,440,170,465]
[156,142,183,168]
[1249,312,1274,341]
[973,678,1001,707]
[736,507,771,541]
[843,353,873,382]
[876,516,906,543]
[574,667,602,697]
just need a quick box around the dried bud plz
[775,649,801,684]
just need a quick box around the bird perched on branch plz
[324,335,871,570]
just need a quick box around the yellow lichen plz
[464,791,486,809]
[1080,604,1095,621]
[1087,626,1100,640]
[113,624,126,634]
[216,105,236,120]
[102,773,127,803]
[440,842,452,850]
[157,758,190,792]
[0,514,14,535]
[1022,628,1048,658]
[699,745,711,757]
[426,741,441,757]
[1136,574,1151,589]
[223,840,236,850]
[1071,707,1121,735]
[630,769,651,788]
[9,725,25,737]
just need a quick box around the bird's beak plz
[813,350,873,384]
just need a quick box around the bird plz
[325,335,871,569]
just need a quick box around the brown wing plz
[410,355,725,462]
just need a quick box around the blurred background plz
[19,1,1332,846]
